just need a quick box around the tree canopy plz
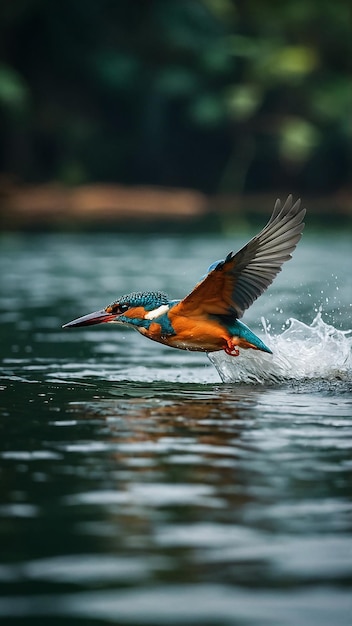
[0,0,351,194]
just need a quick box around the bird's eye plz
[105,302,129,314]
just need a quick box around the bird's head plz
[62,291,170,329]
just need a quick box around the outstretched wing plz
[172,195,305,319]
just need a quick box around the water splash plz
[208,312,352,384]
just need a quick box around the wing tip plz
[276,194,304,218]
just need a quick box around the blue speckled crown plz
[112,291,169,311]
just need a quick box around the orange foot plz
[224,340,240,357]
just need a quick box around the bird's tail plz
[231,319,272,354]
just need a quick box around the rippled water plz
[0,230,351,625]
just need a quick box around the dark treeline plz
[0,0,351,195]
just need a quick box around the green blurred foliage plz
[0,0,351,193]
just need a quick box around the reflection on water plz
[0,231,351,625]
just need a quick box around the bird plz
[63,195,305,357]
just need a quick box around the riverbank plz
[1,182,351,231]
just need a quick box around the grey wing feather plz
[229,195,306,317]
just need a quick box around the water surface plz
[0,230,351,625]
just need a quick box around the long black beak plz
[62,309,119,328]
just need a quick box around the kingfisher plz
[63,195,305,357]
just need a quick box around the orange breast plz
[167,312,230,352]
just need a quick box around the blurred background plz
[0,0,351,228]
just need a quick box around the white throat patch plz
[144,304,169,320]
